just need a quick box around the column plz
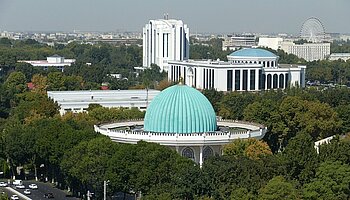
[199,146,203,168]
[240,69,243,91]
[265,73,268,90]
[255,69,259,91]
[247,70,251,91]
[277,73,280,89]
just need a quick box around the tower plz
[142,17,189,71]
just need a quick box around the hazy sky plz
[0,0,349,34]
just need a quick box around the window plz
[203,146,214,160]
[243,70,248,90]
[227,70,233,91]
[273,74,278,89]
[250,70,255,90]
[235,70,240,90]
[182,147,194,160]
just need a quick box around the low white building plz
[258,37,283,50]
[329,53,350,61]
[280,41,330,61]
[19,55,75,72]
[47,90,160,115]
[168,48,306,92]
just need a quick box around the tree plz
[219,92,256,120]
[4,71,27,94]
[47,72,65,91]
[31,74,48,93]
[223,138,272,160]
[282,133,318,184]
[303,161,350,200]
[258,176,300,200]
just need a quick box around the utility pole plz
[103,180,109,200]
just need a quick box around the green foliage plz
[4,71,27,94]
[219,92,256,120]
[282,133,318,184]
[223,138,272,160]
[303,161,350,200]
[258,176,300,200]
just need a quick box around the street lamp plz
[103,180,110,200]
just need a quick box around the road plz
[1,180,80,200]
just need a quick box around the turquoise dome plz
[229,48,277,58]
[144,85,217,134]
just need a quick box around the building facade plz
[280,41,330,61]
[329,53,350,61]
[19,54,75,72]
[222,34,256,51]
[168,48,306,92]
[142,18,189,71]
[258,37,283,50]
[47,90,160,115]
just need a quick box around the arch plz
[182,147,195,160]
[203,146,214,160]
[279,74,284,88]
[267,74,272,89]
[273,74,278,88]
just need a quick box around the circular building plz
[94,84,267,166]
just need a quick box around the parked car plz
[15,184,25,189]
[0,182,7,187]
[10,195,19,200]
[24,189,31,195]
[44,192,54,198]
[12,180,22,186]
[28,184,38,189]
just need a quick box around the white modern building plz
[258,37,283,50]
[142,17,189,71]
[47,90,160,115]
[95,84,267,167]
[168,48,306,92]
[329,53,350,61]
[280,41,330,61]
[222,34,256,51]
[19,55,75,72]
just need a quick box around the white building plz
[280,41,330,61]
[47,89,160,115]
[258,37,283,50]
[168,48,306,92]
[142,17,189,71]
[222,34,256,51]
[19,55,75,72]
[329,53,350,61]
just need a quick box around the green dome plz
[144,85,217,133]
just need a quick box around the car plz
[0,182,7,187]
[24,189,31,195]
[12,180,22,186]
[15,184,25,189]
[10,195,19,200]
[28,183,38,189]
[44,192,54,198]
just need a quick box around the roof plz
[144,85,217,134]
[229,48,277,58]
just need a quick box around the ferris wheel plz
[300,17,326,43]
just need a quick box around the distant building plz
[329,53,350,61]
[142,17,189,71]
[168,48,306,92]
[280,42,330,61]
[19,55,75,72]
[47,90,160,115]
[222,34,256,51]
[258,37,283,50]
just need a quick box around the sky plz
[0,0,349,34]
